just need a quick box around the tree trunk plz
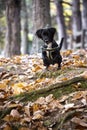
[21,0,29,54]
[54,0,68,49]
[32,0,51,54]
[4,0,21,57]
[72,0,82,35]
[82,0,87,30]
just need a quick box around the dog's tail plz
[59,37,64,50]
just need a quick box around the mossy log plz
[11,71,87,102]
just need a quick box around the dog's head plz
[36,27,56,44]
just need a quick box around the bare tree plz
[72,0,82,35]
[81,0,87,48]
[21,0,29,54]
[81,0,87,30]
[32,0,51,53]
[54,0,68,49]
[4,0,21,57]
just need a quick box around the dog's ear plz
[36,29,43,39]
[49,28,56,36]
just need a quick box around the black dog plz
[36,27,64,70]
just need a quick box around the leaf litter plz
[0,49,87,129]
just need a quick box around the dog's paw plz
[57,67,61,70]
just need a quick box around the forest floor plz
[0,49,87,130]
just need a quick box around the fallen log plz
[10,71,87,102]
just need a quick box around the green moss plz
[9,81,87,103]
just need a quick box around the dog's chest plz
[46,43,53,59]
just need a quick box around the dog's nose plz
[45,39,49,43]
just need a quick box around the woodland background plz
[0,0,87,129]
[0,0,87,57]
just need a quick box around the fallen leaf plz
[33,103,40,112]
[3,124,12,130]
[61,77,68,81]
[71,117,87,127]
[3,115,14,122]
[32,110,44,120]
[10,109,20,119]
[45,94,54,103]
[35,97,46,105]
[32,65,42,72]
[19,127,30,130]
[72,91,84,101]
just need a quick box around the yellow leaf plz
[0,62,3,66]
[3,115,14,122]
[12,82,27,94]
[3,125,12,130]
[73,55,80,59]
[12,85,24,94]
[35,78,45,83]
[12,56,21,64]
[62,50,72,57]
[61,77,68,81]
[32,65,42,72]
[0,81,8,89]
[33,104,40,112]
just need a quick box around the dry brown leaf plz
[8,103,22,109]
[0,80,9,90]
[59,95,69,103]
[71,117,87,127]
[19,127,30,130]
[45,94,54,103]
[81,71,87,79]
[72,91,84,101]
[24,106,30,116]
[21,117,31,124]
[3,115,14,122]
[12,56,21,64]
[32,65,42,72]
[36,78,45,83]
[3,124,12,130]
[32,110,44,120]
[10,109,20,119]
[74,60,86,67]
[35,97,46,105]
[73,55,80,59]
[62,50,72,57]
[49,100,63,109]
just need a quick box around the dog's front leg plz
[57,63,61,70]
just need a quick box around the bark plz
[21,0,29,54]
[32,0,51,54]
[4,0,21,57]
[54,0,68,49]
[82,0,87,30]
[72,0,82,35]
